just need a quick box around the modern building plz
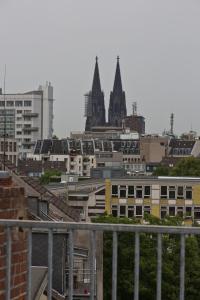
[0,82,54,158]
[0,138,18,165]
[105,176,200,221]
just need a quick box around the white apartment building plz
[0,82,54,158]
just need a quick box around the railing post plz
[6,227,11,300]
[134,232,140,300]
[27,228,32,300]
[179,234,185,300]
[68,229,74,300]
[156,233,162,300]
[112,231,118,300]
[90,230,96,300]
[47,229,53,300]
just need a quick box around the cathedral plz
[85,57,127,131]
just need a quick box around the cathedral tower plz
[108,57,127,127]
[85,57,106,131]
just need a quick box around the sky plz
[0,0,200,137]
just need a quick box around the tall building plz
[85,57,106,131]
[0,82,54,158]
[108,57,127,127]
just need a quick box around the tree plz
[153,157,200,177]
[94,214,200,300]
[40,169,61,184]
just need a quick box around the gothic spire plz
[113,56,123,94]
[92,56,101,93]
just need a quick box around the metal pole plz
[3,64,6,170]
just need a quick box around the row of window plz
[111,205,200,219]
[112,185,193,200]
[0,101,32,107]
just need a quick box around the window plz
[119,186,126,198]
[169,186,176,199]
[136,186,143,198]
[128,186,134,197]
[7,101,14,107]
[24,100,32,106]
[17,110,22,114]
[15,101,23,107]
[144,206,150,214]
[186,206,192,218]
[112,185,118,196]
[194,207,200,220]
[0,101,5,106]
[161,206,167,219]
[144,186,151,198]
[177,207,184,217]
[161,186,167,199]
[128,206,134,218]
[112,205,118,217]
[169,206,175,216]
[186,187,192,200]
[119,205,126,217]
[177,186,184,199]
[136,206,142,217]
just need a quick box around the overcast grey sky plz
[1,0,200,137]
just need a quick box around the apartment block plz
[0,82,54,158]
[105,177,200,221]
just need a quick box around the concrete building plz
[0,138,18,165]
[105,176,200,222]
[140,135,169,163]
[0,82,54,158]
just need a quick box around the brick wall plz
[0,174,28,300]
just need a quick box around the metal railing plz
[1,219,200,300]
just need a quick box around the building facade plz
[0,82,54,158]
[105,177,200,221]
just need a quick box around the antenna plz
[132,102,137,115]
[170,113,174,135]
[3,65,6,171]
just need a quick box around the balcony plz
[22,112,39,118]
[0,219,198,300]
[22,126,38,132]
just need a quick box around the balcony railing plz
[1,219,200,300]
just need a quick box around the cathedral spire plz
[92,56,101,92]
[113,56,123,94]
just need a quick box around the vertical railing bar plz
[27,228,32,300]
[156,233,162,300]
[112,231,118,300]
[179,234,185,300]
[68,229,74,300]
[6,227,11,300]
[90,230,96,300]
[47,229,53,300]
[134,232,140,300]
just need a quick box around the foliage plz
[93,214,200,300]
[153,157,200,177]
[40,169,61,184]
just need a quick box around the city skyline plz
[1,0,200,137]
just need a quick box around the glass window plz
[128,206,134,218]
[112,185,118,196]
[194,207,200,220]
[169,206,175,216]
[128,186,134,197]
[0,101,5,106]
[144,186,151,198]
[186,188,192,200]
[7,101,14,107]
[112,205,118,217]
[15,101,23,107]
[119,186,127,198]
[161,186,167,199]
[177,186,184,199]
[24,100,32,106]
[161,206,167,219]
[136,186,143,198]
[177,207,184,217]
[169,186,176,199]
[136,206,142,216]
[119,206,126,217]
[144,206,150,214]
[186,206,192,217]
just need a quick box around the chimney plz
[0,172,28,300]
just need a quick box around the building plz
[105,176,200,221]
[0,138,18,165]
[140,135,169,163]
[85,57,106,131]
[124,114,145,135]
[108,57,127,127]
[0,82,54,158]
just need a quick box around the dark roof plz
[92,57,101,93]
[113,56,123,94]
[169,139,195,148]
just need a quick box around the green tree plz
[40,169,61,184]
[94,215,200,300]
